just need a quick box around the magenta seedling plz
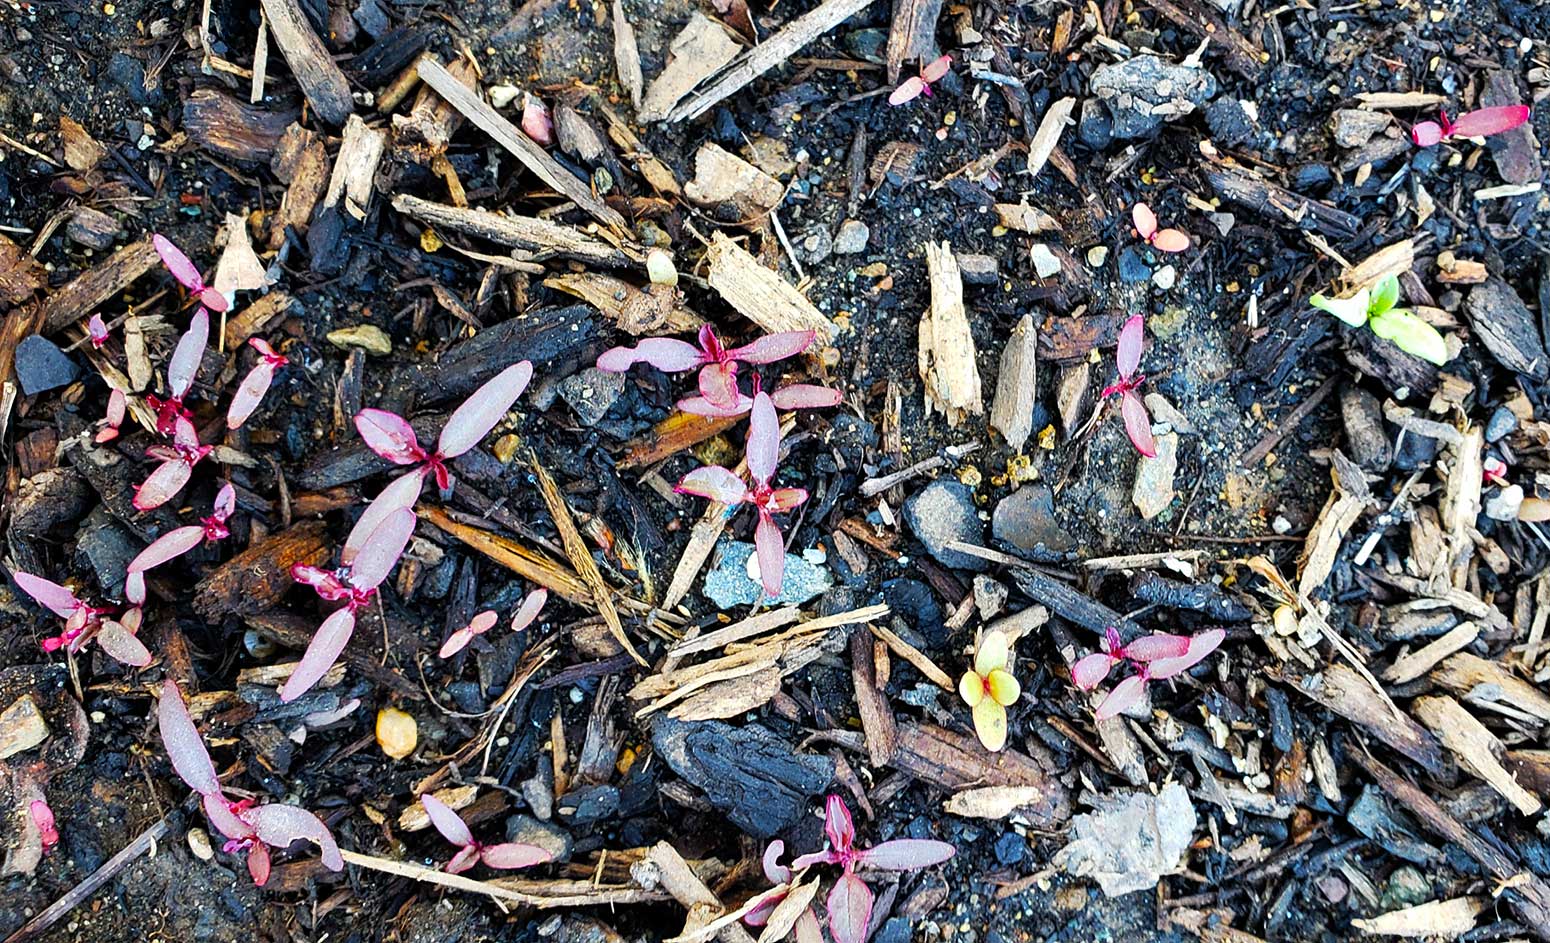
[1132,202,1189,253]
[11,572,149,666]
[95,388,126,444]
[439,589,547,658]
[1412,105,1530,147]
[125,483,235,604]
[134,415,212,511]
[677,378,841,418]
[31,800,58,853]
[1071,626,1190,689]
[888,55,952,106]
[282,507,417,702]
[1075,628,1225,719]
[521,94,554,146]
[146,308,208,437]
[1101,315,1157,457]
[152,234,230,313]
[420,793,551,873]
[355,360,533,499]
[87,314,109,349]
[596,326,815,410]
[158,679,342,884]
[227,337,289,430]
[676,391,808,597]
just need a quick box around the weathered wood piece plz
[638,13,741,123]
[244,610,423,699]
[1202,162,1360,239]
[182,90,298,163]
[1139,0,1262,77]
[618,412,740,470]
[1431,652,1550,725]
[265,125,328,248]
[1037,312,1128,364]
[665,0,878,122]
[41,236,158,334]
[1010,568,1143,639]
[888,723,1069,826]
[1382,622,1477,685]
[407,303,596,404]
[643,841,758,943]
[1464,278,1548,380]
[851,627,897,766]
[1414,695,1540,815]
[612,0,643,109]
[418,58,627,231]
[885,0,944,82]
[1026,97,1075,178]
[1280,664,1449,777]
[224,291,299,349]
[393,56,475,149]
[918,241,982,427]
[0,695,48,761]
[194,521,331,620]
[705,232,837,342]
[989,314,1037,450]
[394,195,633,268]
[546,272,704,334]
[257,0,355,125]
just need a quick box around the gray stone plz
[1486,484,1524,522]
[973,575,1007,620]
[15,335,80,396]
[505,814,573,861]
[992,484,1073,553]
[75,510,138,598]
[652,717,833,838]
[1090,56,1217,140]
[1340,387,1391,471]
[958,253,1000,285]
[1078,97,1113,150]
[1030,244,1062,279]
[903,479,987,571]
[557,367,625,426]
[1151,265,1177,291]
[1486,405,1519,443]
[1379,866,1432,911]
[1055,783,1196,896]
[834,219,870,254]
[1117,247,1152,283]
[994,831,1027,865]
[1330,109,1392,148]
[704,540,831,608]
[1132,432,1178,520]
[557,783,619,824]
[1205,98,1255,147]
[799,227,832,265]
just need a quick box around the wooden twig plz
[644,842,758,943]
[1137,0,1263,77]
[257,0,354,125]
[393,195,634,267]
[41,236,159,334]
[340,849,663,907]
[1238,376,1337,466]
[884,0,944,82]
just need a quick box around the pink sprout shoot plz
[152,234,230,313]
[281,507,417,702]
[147,307,209,437]
[596,326,815,411]
[134,415,212,511]
[420,793,552,873]
[1484,456,1509,487]
[675,391,808,597]
[30,800,58,853]
[788,796,954,943]
[440,589,547,658]
[158,679,342,884]
[227,338,289,430]
[1411,105,1530,147]
[1132,202,1190,253]
[1090,628,1225,720]
[521,94,554,146]
[678,378,842,418]
[87,314,109,349]
[125,483,236,604]
[354,360,533,500]
[1100,315,1156,457]
[95,606,152,667]
[95,389,127,444]
[888,55,952,106]
[10,571,146,665]
[1071,626,1190,690]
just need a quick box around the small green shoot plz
[1309,275,1447,365]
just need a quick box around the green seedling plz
[1310,275,1447,365]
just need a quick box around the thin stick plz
[339,849,664,908]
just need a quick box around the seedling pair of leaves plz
[1310,274,1447,365]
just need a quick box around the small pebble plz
[327,324,392,356]
[1030,244,1062,279]
[187,828,214,861]
[1152,264,1177,290]
[1086,245,1109,268]
[376,707,418,760]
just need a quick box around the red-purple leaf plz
[823,794,855,853]
[347,507,416,590]
[158,679,221,796]
[1121,633,1191,662]
[858,838,956,870]
[510,589,548,633]
[1147,628,1225,679]
[765,487,808,513]
[439,610,498,658]
[96,617,152,667]
[1132,203,1158,241]
[698,361,741,409]
[826,872,873,943]
[30,799,58,851]
[742,886,788,927]
[153,234,204,292]
[246,802,344,871]
[479,842,552,869]
[13,572,81,619]
[292,564,348,600]
[771,385,842,410]
[133,456,195,511]
[521,94,554,145]
[726,331,815,365]
[354,409,423,465]
[345,471,426,566]
[754,512,785,598]
[888,75,926,106]
[212,482,236,521]
[762,839,792,884]
[676,394,749,418]
[1116,315,1144,379]
[1094,673,1147,720]
[1410,121,1443,147]
[746,391,780,485]
[128,525,204,579]
[446,844,481,874]
[204,794,254,842]
[420,793,475,848]
[1150,228,1190,253]
[246,842,273,886]
[596,338,705,373]
[1070,652,1116,691]
[1121,390,1156,458]
[87,313,109,348]
[227,360,277,430]
[124,571,146,606]
[168,308,208,399]
[1448,105,1530,139]
[437,361,534,458]
[278,607,355,702]
[676,466,748,505]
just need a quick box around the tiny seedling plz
[1132,202,1190,253]
[675,391,808,597]
[1309,274,1447,365]
[1411,105,1531,147]
[146,307,208,437]
[282,507,417,702]
[134,415,212,511]
[87,314,109,349]
[957,629,1020,752]
[521,94,554,146]
[744,839,820,937]
[158,679,342,884]
[125,483,236,604]
[888,55,952,106]
[678,378,842,418]
[596,326,815,411]
[11,572,149,666]
[1071,626,1190,689]
[95,388,126,444]
[1484,456,1509,487]
[420,793,551,873]
[1101,315,1157,457]
[31,800,58,853]
[227,337,289,430]
[1074,628,1225,719]
[152,234,230,313]
[439,589,547,658]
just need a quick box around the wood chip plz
[266,124,328,248]
[1431,652,1550,725]
[1355,91,1447,109]
[257,0,354,125]
[869,622,954,690]
[851,627,897,766]
[1382,622,1478,685]
[639,13,742,123]
[888,723,1070,827]
[1280,663,1448,776]
[41,235,159,334]
[683,143,785,215]
[988,314,1037,450]
[395,195,633,268]
[213,212,268,298]
[917,241,982,427]
[1350,897,1485,938]
[705,232,837,342]
[320,114,387,222]
[613,0,644,109]
[0,695,49,761]
[1340,239,1413,294]
[885,0,944,82]
[941,785,1048,819]
[994,203,1061,234]
[1414,695,1540,815]
[1025,97,1075,178]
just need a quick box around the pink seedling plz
[1071,627,1190,690]
[677,379,842,418]
[281,508,417,702]
[1411,105,1530,147]
[676,391,807,597]
[355,360,534,499]
[147,308,208,437]
[134,415,212,511]
[597,326,815,411]
[888,55,952,106]
[30,800,58,853]
[158,679,342,885]
[1101,315,1156,457]
[419,793,551,873]
[439,589,547,658]
[227,338,289,430]
[791,796,954,943]
[521,94,554,146]
[125,483,236,604]
[87,314,109,349]
[1087,628,1225,720]
[11,571,149,666]
[1132,202,1190,253]
[1484,456,1509,487]
[152,234,230,313]
[95,388,126,444]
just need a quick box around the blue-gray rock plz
[879,579,945,645]
[902,479,987,572]
[1206,98,1255,147]
[992,483,1074,553]
[704,540,831,608]
[1090,56,1218,140]
[557,367,625,426]
[994,831,1027,865]
[874,918,912,943]
[557,784,619,824]
[1487,404,1519,442]
[1078,97,1113,150]
[834,219,870,254]
[75,510,137,598]
[15,335,80,396]
[1117,247,1152,284]
[652,717,833,838]
[505,813,573,861]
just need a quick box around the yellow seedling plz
[958,630,1021,752]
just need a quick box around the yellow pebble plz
[376,707,418,760]
[420,228,443,252]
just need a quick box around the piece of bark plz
[638,13,742,123]
[917,241,982,427]
[546,272,704,335]
[1010,568,1143,639]
[643,841,758,943]
[1280,664,1449,777]
[619,412,741,470]
[0,235,46,310]
[1202,161,1360,239]
[1483,71,1541,186]
[256,0,355,125]
[1138,0,1262,77]
[194,521,331,621]
[393,56,475,149]
[705,232,837,342]
[885,0,944,82]
[418,58,626,231]
[888,723,1069,826]
[1026,97,1075,178]
[1382,622,1478,684]
[612,0,643,109]
[266,124,328,248]
[1414,695,1540,815]
[419,505,592,605]
[989,314,1037,450]
[183,91,298,164]
[407,303,596,405]
[1464,278,1548,380]
[1038,312,1128,364]
[64,207,120,251]
[666,0,878,122]
[851,627,897,766]
[58,116,106,173]
[319,114,386,223]
[40,236,158,334]
[669,669,783,722]
[224,291,299,349]
[0,695,49,761]
[394,195,633,268]
[994,203,1061,234]
[683,143,785,216]
[1351,897,1486,938]
[1431,652,1550,725]
[1341,239,1414,294]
